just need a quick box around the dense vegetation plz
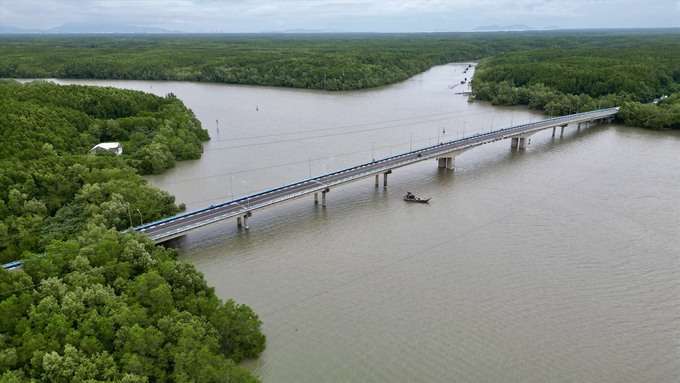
[0,81,265,382]
[1,30,679,129]
[0,30,675,92]
[0,33,515,90]
[0,80,209,174]
[470,33,680,129]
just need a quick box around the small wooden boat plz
[403,192,430,203]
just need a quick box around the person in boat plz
[405,192,416,200]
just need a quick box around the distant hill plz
[473,24,560,31]
[0,23,175,34]
[0,25,40,33]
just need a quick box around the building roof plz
[90,142,123,155]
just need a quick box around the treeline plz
[0,82,265,382]
[470,34,680,130]
[2,30,679,129]
[2,30,677,91]
[0,33,506,90]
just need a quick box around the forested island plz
[1,29,679,383]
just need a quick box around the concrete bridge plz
[129,107,618,243]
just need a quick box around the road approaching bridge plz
[134,108,618,243]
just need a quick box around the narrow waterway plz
[46,64,680,382]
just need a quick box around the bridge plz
[130,107,619,243]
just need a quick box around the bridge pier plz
[552,124,568,137]
[435,148,470,170]
[510,136,531,149]
[437,157,455,169]
[376,170,392,187]
[315,188,330,206]
[237,211,252,229]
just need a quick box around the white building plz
[90,142,123,155]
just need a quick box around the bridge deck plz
[135,108,618,242]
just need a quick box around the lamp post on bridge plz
[324,161,329,186]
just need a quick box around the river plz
[45,63,680,382]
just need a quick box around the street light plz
[324,161,329,186]
[136,209,143,226]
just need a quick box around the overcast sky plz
[1,0,678,33]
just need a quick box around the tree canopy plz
[2,30,679,129]
[468,32,680,129]
[0,81,265,382]
[1,30,676,92]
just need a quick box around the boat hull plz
[403,196,430,203]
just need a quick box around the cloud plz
[1,0,678,32]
